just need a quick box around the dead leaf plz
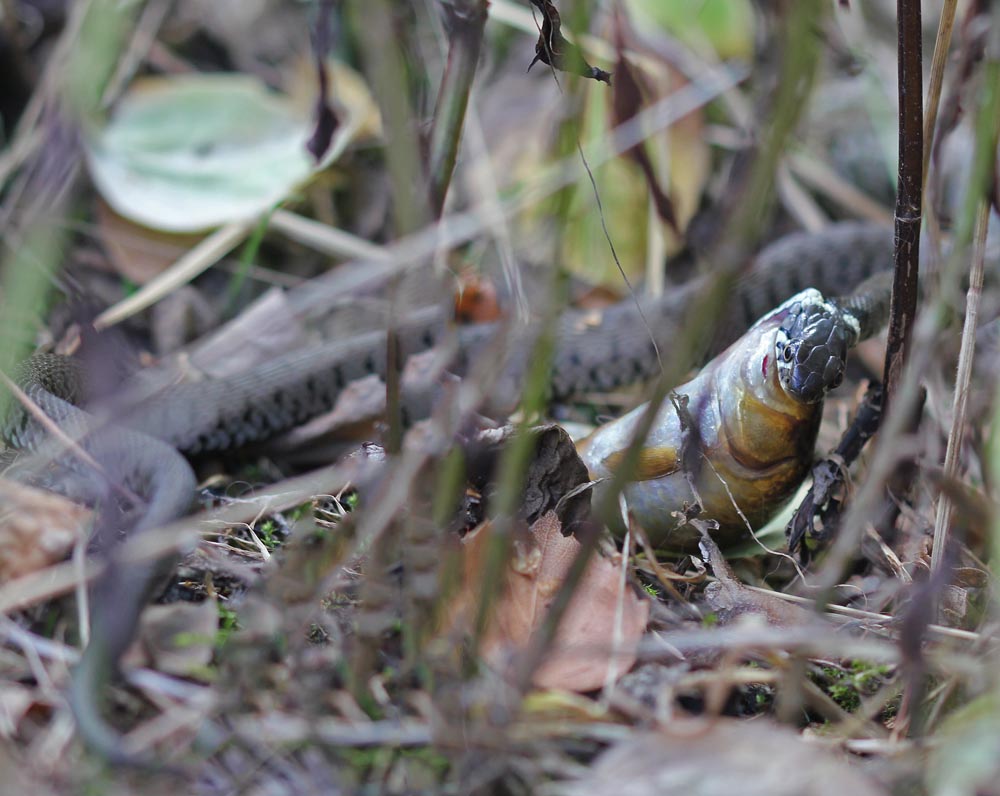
[95,199,204,284]
[556,27,710,287]
[567,721,887,796]
[611,11,678,234]
[522,689,616,722]
[465,511,649,692]
[283,57,383,144]
[305,0,339,163]
[0,481,87,580]
[464,424,592,530]
[527,0,612,85]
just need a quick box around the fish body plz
[579,289,855,549]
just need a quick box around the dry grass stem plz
[931,201,989,574]
[922,0,959,185]
[95,220,253,329]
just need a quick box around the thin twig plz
[94,221,253,329]
[427,0,488,216]
[742,586,981,644]
[269,209,389,261]
[921,0,958,187]
[931,202,989,573]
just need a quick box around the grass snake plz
[1,220,895,760]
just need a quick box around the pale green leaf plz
[86,74,314,232]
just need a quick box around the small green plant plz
[216,603,240,649]
[256,518,279,549]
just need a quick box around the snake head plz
[774,290,858,404]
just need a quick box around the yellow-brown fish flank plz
[576,290,857,550]
[601,445,680,482]
[720,376,821,474]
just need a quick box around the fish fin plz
[603,445,679,481]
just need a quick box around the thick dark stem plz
[883,0,923,416]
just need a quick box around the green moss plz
[817,660,893,713]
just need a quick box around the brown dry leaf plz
[611,11,677,235]
[468,511,649,692]
[567,721,887,796]
[95,199,204,284]
[526,0,612,84]
[464,424,592,529]
[0,481,87,580]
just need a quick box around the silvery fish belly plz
[577,289,855,550]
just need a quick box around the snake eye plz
[781,344,794,363]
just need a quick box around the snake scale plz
[1,220,894,759]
